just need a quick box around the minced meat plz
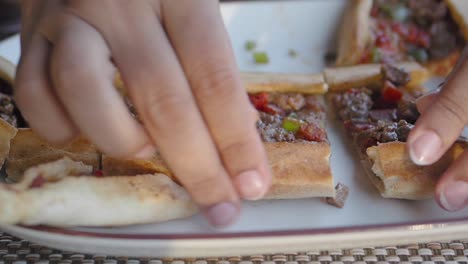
[257,112,296,142]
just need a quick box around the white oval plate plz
[1,0,467,258]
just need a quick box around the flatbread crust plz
[115,72,328,95]
[6,129,100,182]
[335,0,467,76]
[102,151,173,180]
[0,158,197,226]
[263,142,335,199]
[324,62,429,92]
[102,142,336,199]
[0,56,15,86]
[366,141,466,200]
[0,119,17,168]
[446,0,468,41]
[336,0,373,66]
[241,73,328,94]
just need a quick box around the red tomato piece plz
[406,26,430,48]
[382,81,403,103]
[249,92,269,110]
[360,49,372,63]
[344,120,375,133]
[375,34,390,47]
[377,21,387,31]
[297,123,326,142]
[30,175,45,189]
[371,6,379,17]
[392,22,408,36]
[260,103,285,116]
[416,31,430,49]
[93,170,104,177]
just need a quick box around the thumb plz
[407,56,468,165]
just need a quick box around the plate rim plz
[13,215,468,240]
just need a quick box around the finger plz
[162,0,272,200]
[49,17,153,158]
[91,3,240,227]
[415,92,438,114]
[407,57,468,165]
[435,150,468,211]
[15,33,78,143]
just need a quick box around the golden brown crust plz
[116,72,328,95]
[102,152,173,180]
[324,62,429,92]
[446,0,468,41]
[241,73,328,94]
[6,129,100,182]
[0,158,197,226]
[426,49,462,77]
[0,119,17,168]
[102,141,335,199]
[0,56,15,85]
[259,142,335,199]
[366,141,466,200]
[336,0,373,66]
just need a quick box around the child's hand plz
[15,0,272,227]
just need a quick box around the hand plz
[15,0,272,227]
[408,48,468,211]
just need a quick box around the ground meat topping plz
[331,68,420,152]
[397,97,420,123]
[369,0,463,64]
[269,93,306,111]
[324,182,350,208]
[408,0,448,23]
[257,112,296,142]
[0,93,17,127]
[332,89,373,121]
[382,64,411,86]
[396,120,414,141]
[429,21,459,59]
[251,92,327,143]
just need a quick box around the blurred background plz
[0,0,20,41]
[0,0,246,41]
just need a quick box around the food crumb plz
[324,182,349,208]
[253,52,269,64]
[288,49,298,58]
[245,40,256,51]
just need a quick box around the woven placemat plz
[0,232,467,264]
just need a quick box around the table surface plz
[0,231,466,262]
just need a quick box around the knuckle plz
[182,168,231,205]
[437,91,468,125]
[189,60,240,101]
[219,135,255,161]
[14,77,44,107]
[137,89,193,127]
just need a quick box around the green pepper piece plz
[283,117,302,133]
[409,48,428,63]
[245,40,256,51]
[371,48,382,63]
[392,5,409,22]
[288,49,298,58]
[253,52,270,64]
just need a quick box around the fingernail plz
[409,131,442,165]
[134,145,156,159]
[236,170,265,200]
[203,202,239,228]
[439,181,468,211]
